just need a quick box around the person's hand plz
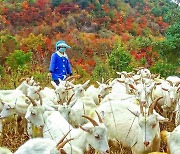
[48,73,52,77]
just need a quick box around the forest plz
[0,0,179,88]
[0,0,180,153]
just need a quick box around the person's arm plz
[49,53,56,73]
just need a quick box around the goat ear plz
[25,110,31,119]
[82,80,90,89]
[60,149,67,154]
[96,81,101,86]
[51,81,57,89]
[80,126,93,133]
[156,114,169,122]
[68,82,75,88]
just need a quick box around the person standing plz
[48,40,72,85]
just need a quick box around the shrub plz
[150,60,177,78]
[6,50,32,71]
[92,56,116,82]
[0,65,4,76]
[108,41,133,72]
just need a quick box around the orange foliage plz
[139,16,148,29]
[22,1,29,10]
[121,33,131,42]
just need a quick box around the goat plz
[15,130,73,154]
[152,80,180,120]
[161,125,180,154]
[96,97,168,154]
[0,147,12,154]
[43,111,110,154]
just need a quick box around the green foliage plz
[150,60,178,78]
[51,0,62,8]
[32,71,51,87]
[128,36,152,50]
[90,2,106,18]
[151,7,162,17]
[129,0,137,8]
[0,34,18,65]
[108,10,115,18]
[92,56,116,82]
[78,0,90,9]
[0,65,4,76]
[108,41,133,72]
[108,0,117,7]
[6,50,32,70]
[73,65,91,84]
[155,22,180,63]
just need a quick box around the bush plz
[6,50,32,71]
[108,41,134,72]
[0,65,4,76]
[150,60,178,78]
[92,56,116,82]
[151,7,162,17]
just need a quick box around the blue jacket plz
[49,52,72,80]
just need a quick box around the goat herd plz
[0,67,179,154]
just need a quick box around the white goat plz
[96,97,168,154]
[161,125,180,154]
[86,79,112,105]
[0,147,12,154]
[43,111,110,154]
[15,131,73,154]
[153,80,180,120]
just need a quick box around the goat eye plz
[95,135,101,139]
[31,112,36,116]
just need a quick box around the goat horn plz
[105,78,113,84]
[148,97,163,115]
[18,77,26,82]
[65,75,76,81]
[166,80,173,87]
[117,79,124,83]
[177,87,180,93]
[101,77,104,83]
[56,129,72,148]
[37,93,43,106]
[82,115,98,126]
[67,94,75,105]
[56,138,74,150]
[175,82,180,87]
[95,111,103,123]
[26,96,37,106]
[65,87,74,91]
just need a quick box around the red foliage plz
[121,33,130,42]
[36,45,44,60]
[56,3,78,14]
[35,0,49,9]
[131,46,159,66]
[3,7,8,14]
[139,16,148,29]
[83,48,94,57]
[125,17,134,31]
[102,4,109,13]
[87,59,95,67]
[20,45,28,52]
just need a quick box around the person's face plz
[57,46,66,53]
